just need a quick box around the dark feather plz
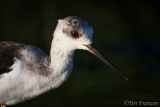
[0,41,24,75]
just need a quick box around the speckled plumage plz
[0,42,51,76]
[0,42,24,75]
[62,16,92,39]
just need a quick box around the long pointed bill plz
[84,44,128,81]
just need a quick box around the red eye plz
[70,30,79,38]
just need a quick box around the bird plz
[0,16,128,107]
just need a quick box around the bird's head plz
[53,16,128,80]
[54,16,93,50]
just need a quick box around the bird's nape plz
[84,44,128,81]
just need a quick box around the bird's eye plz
[70,30,79,38]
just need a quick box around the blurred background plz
[0,0,160,106]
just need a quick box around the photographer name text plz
[124,100,158,106]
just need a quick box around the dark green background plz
[0,0,160,106]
